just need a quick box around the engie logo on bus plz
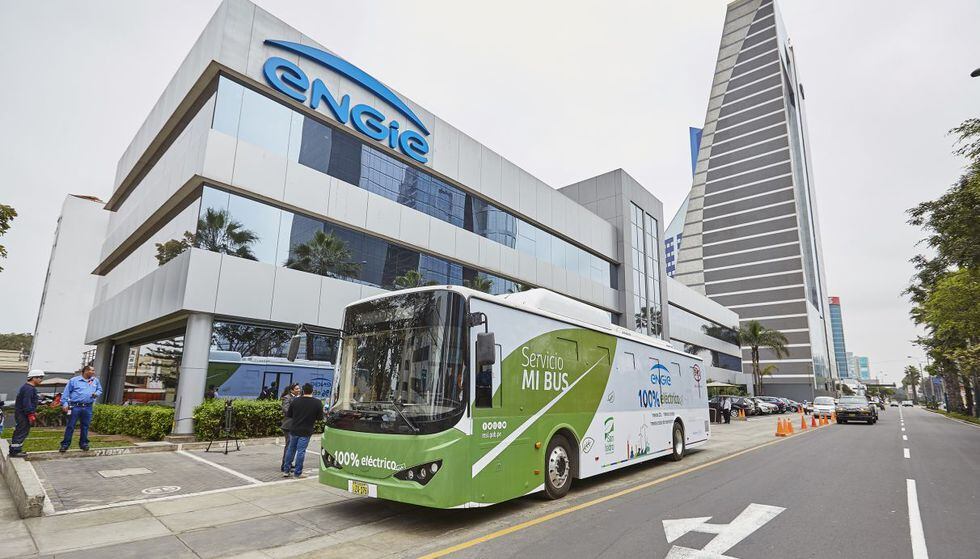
[262,40,430,164]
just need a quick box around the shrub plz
[35,405,67,427]
[193,399,325,440]
[90,404,174,441]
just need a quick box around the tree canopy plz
[0,204,16,272]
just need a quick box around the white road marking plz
[178,450,262,484]
[904,448,911,459]
[902,427,906,432]
[907,479,930,559]
[903,435,908,441]
[663,503,785,557]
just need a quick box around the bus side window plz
[475,344,501,408]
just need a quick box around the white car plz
[901,400,914,407]
[812,396,836,418]
[751,398,778,414]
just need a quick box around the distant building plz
[30,195,110,374]
[670,0,836,401]
[828,296,850,378]
[857,356,871,380]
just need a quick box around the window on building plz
[211,77,617,289]
[630,203,663,338]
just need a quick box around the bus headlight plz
[394,460,443,486]
[322,449,341,469]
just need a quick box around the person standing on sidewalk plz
[59,365,103,452]
[279,383,301,473]
[722,395,732,424]
[9,370,44,457]
[282,383,323,478]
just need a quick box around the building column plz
[173,313,214,435]
[92,341,113,403]
[107,342,131,404]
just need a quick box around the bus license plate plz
[348,480,376,497]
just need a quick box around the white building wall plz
[31,195,111,373]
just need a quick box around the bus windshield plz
[328,290,468,435]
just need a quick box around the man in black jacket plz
[282,383,324,478]
[10,370,45,457]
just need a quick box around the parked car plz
[732,396,761,416]
[709,396,752,420]
[890,401,900,407]
[836,396,878,424]
[779,398,800,412]
[812,396,836,418]
[901,400,914,407]
[757,396,788,413]
[751,397,779,414]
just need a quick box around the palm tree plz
[286,230,362,278]
[195,208,259,260]
[902,365,922,405]
[393,269,436,290]
[464,276,494,293]
[737,320,789,396]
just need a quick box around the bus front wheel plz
[670,422,685,462]
[543,435,573,499]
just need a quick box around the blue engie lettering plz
[261,42,430,164]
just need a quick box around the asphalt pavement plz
[427,406,980,559]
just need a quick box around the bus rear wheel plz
[544,435,573,499]
[670,422,685,462]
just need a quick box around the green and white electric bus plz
[315,286,708,508]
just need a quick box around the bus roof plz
[346,285,703,361]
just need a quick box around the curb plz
[0,438,48,518]
[923,407,980,429]
[22,436,286,461]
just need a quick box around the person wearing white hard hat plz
[9,370,44,457]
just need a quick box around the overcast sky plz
[1,0,977,384]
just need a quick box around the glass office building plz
[77,0,679,434]
[828,296,850,378]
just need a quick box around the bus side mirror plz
[476,332,496,367]
[287,333,307,362]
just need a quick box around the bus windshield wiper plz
[354,400,419,433]
[385,399,420,433]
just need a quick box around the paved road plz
[426,406,980,559]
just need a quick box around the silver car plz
[812,396,836,418]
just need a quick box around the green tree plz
[905,118,980,412]
[902,365,922,405]
[507,282,533,294]
[0,332,32,352]
[195,208,258,260]
[286,230,362,278]
[737,320,789,396]
[951,344,980,417]
[393,270,436,290]
[154,231,196,265]
[463,276,493,293]
[0,204,16,272]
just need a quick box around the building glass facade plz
[630,203,662,337]
[828,296,850,378]
[213,77,617,289]
[194,187,527,296]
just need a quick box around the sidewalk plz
[0,413,818,558]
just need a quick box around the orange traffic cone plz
[786,418,794,434]
[811,414,818,428]
[775,418,786,437]
[831,411,837,423]
[800,415,808,430]
[821,415,829,426]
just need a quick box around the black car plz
[836,396,879,424]
[709,396,753,418]
[757,396,788,413]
